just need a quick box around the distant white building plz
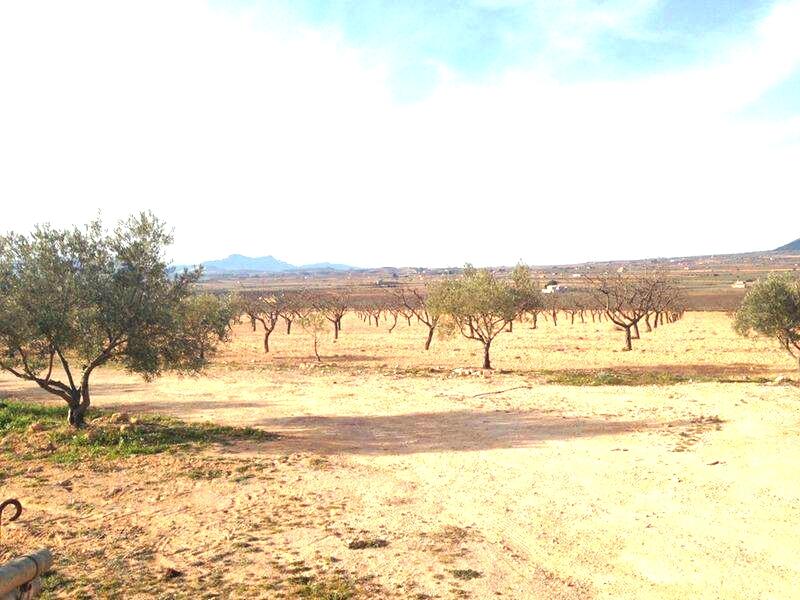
[732,280,754,289]
[541,283,567,294]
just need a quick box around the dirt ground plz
[1,312,799,598]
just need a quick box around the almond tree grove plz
[0,214,227,427]
[734,273,800,371]
[589,273,680,351]
[428,264,539,369]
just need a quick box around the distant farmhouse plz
[375,279,400,288]
[731,279,756,289]
[541,282,567,294]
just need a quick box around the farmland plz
[4,0,800,597]
[2,311,799,599]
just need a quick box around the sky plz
[1,1,799,268]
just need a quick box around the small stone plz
[161,567,183,581]
[156,555,186,580]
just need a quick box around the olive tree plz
[734,274,800,371]
[0,213,223,427]
[428,265,538,369]
[180,293,238,361]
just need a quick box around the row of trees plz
[235,267,686,369]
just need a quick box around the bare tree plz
[386,298,402,333]
[243,292,287,353]
[314,291,349,340]
[280,289,313,335]
[562,294,589,325]
[393,287,441,350]
[543,294,560,326]
[590,273,676,351]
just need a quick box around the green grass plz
[0,399,276,464]
[39,570,74,600]
[294,575,356,600]
[0,400,70,433]
[451,568,483,581]
[540,369,770,386]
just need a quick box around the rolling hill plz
[774,238,800,253]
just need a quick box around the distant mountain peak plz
[201,254,294,273]
[183,254,355,274]
[774,238,800,253]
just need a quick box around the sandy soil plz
[1,312,799,598]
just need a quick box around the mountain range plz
[180,254,354,274]
[180,238,800,275]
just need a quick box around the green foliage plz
[428,264,539,333]
[299,311,328,333]
[0,213,227,424]
[299,311,329,361]
[539,370,759,386]
[179,293,238,363]
[0,400,274,463]
[427,264,539,368]
[734,273,800,367]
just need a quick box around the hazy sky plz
[1,1,799,267]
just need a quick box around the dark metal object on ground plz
[0,500,22,541]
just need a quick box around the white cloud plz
[0,0,798,266]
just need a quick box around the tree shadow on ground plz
[0,380,146,402]
[271,354,388,363]
[0,380,274,416]
[222,409,696,456]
